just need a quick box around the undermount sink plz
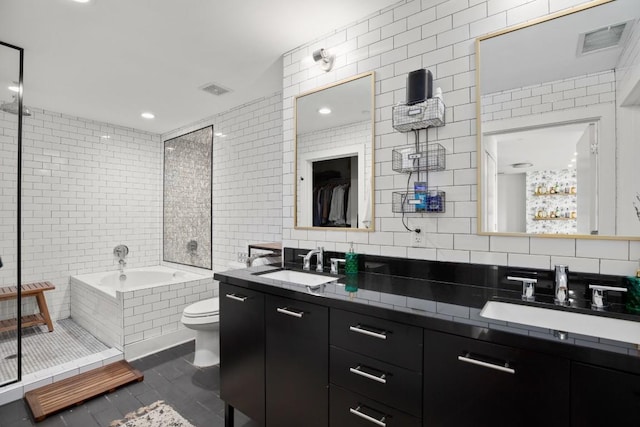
[258,269,338,287]
[480,300,640,345]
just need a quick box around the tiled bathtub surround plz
[280,0,640,277]
[70,266,215,359]
[163,126,212,269]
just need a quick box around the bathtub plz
[70,265,215,359]
[73,266,206,297]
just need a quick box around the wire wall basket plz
[392,190,446,214]
[392,97,445,132]
[392,143,446,174]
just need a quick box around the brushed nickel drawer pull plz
[349,405,387,426]
[349,324,387,340]
[225,293,247,302]
[349,365,387,384]
[458,353,515,374]
[276,307,304,318]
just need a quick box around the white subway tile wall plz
[1,107,162,322]
[162,93,283,272]
[281,0,639,276]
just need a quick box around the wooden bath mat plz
[24,360,143,422]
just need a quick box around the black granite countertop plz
[214,253,640,375]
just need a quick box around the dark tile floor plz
[0,341,259,427]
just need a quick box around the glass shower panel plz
[0,42,22,386]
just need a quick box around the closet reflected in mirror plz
[295,72,375,230]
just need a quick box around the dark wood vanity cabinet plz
[571,362,640,426]
[423,329,570,427]
[265,294,329,427]
[220,279,637,427]
[219,283,266,426]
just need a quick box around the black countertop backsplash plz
[283,247,633,316]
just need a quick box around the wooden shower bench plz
[0,281,55,333]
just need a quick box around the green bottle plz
[626,267,640,314]
[345,242,358,274]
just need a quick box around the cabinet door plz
[266,294,329,427]
[423,330,570,427]
[571,362,640,426]
[219,283,265,426]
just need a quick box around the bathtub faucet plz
[113,244,129,261]
[114,244,129,280]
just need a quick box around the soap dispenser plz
[345,242,358,274]
[626,261,640,314]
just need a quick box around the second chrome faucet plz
[302,247,324,272]
[554,265,569,305]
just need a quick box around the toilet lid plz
[184,298,219,318]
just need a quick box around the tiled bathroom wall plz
[2,107,162,321]
[162,93,283,272]
[281,0,640,276]
[163,126,212,269]
[480,70,615,121]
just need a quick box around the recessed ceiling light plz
[568,164,573,168]
[141,112,155,119]
[8,85,19,93]
[100,135,111,139]
[214,132,223,136]
[318,107,332,115]
[571,158,576,162]
[72,0,91,3]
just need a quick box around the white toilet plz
[181,297,220,367]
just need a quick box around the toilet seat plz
[183,298,219,318]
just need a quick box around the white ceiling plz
[480,0,639,95]
[296,74,372,134]
[0,0,399,134]
[492,123,590,175]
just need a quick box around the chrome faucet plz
[554,265,569,305]
[303,247,324,272]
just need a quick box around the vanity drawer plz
[330,384,421,427]
[330,308,423,371]
[330,346,422,417]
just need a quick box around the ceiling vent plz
[578,21,631,56]
[200,82,231,96]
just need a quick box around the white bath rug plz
[109,400,195,427]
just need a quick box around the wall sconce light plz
[312,48,334,72]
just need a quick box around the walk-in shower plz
[0,40,24,387]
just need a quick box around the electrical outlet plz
[411,230,423,247]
